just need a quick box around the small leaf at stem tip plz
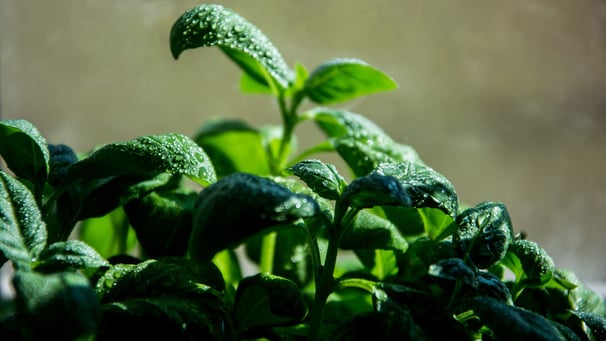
[340,173,412,211]
[305,58,398,104]
[288,159,347,200]
[170,4,294,89]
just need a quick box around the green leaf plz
[340,211,408,253]
[47,143,78,186]
[193,119,270,177]
[189,173,318,262]
[309,108,387,140]
[305,58,397,104]
[124,187,196,257]
[334,137,422,177]
[0,171,47,271]
[245,227,313,287]
[454,202,514,269]
[96,259,232,340]
[233,273,307,335]
[374,162,458,218]
[470,296,566,341]
[570,311,606,340]
[288,159,347,200]
[428,258,476,287]
[78,208,137,259]
[170,4,293,90]
[569,281,606,316]
[75,173,174,221]
[65,133,216,186]
[35,240,109,272]
[0,119,49,189]
[338,173,411,213]
[13,271,100,340]
[502,239,555,287]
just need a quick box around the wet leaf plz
[124,187,197,257]
[305,58,397,104]
[0,119,49,190]
[189,173,318,261]
[193,119,271,177]
[428,258,476,287]
[0,171,47,271]
[471,296,566,341]
[65,133,216,186]
[338,173,411,213]
[35,240,109,272]
[96,258,231,340]
[289,159,347,200]
[234,273,307,335]
[340,211,408,253]
[502,239,555,287]
[454,202,513,269]
[13,271,100,340]
[570,311,606,340]
[374,162,458,218]
[309,108,387,140]
[170,4,293,90]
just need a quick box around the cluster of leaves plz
[1,4,605,340]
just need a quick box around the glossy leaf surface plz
[66,134,216,186]
[234,273,307,334]
[0,171,47,270]
[13,271,100,340]
[340,211,407,253]
[289,159,346,200]
[305,58,397,104]
[502,239,555,287]
[0,119,49,188]
[170,4,293,89]
[35,240,109,272]
[189,173,318,261]
[454,202,513,269]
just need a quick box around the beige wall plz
[1,0,605,282]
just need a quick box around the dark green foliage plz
[0,3,602,341]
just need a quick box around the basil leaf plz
[502,239,555,287]
[338,173,411,212]
[96,259,232,340]
[340,211,408,253]
[193,119,270,177]
[124,187,197,257]
[13,271,100,340]
[189,173,318,261]
[0,119,49,190]
[428,258,476,287]
[374,162,458,218]
[47,144,78,186]
[35,240,109,272]
[309,108,387,139]
[570,311,606,340]
[233,273,307,335]
[0,171,47,271]
[471,296,566,341]
[454,202,514,269]
[170,4,293,90]
[305,58,397,104]
[289,159,347,200]
[65,133,216,186]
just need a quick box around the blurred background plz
[1,1,605,286]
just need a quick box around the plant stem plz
[308,233,339,341]
[259,231,277,273]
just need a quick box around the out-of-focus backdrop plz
[1,1,605,283]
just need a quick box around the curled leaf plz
[170,4,293,89]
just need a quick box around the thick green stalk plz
[308,236,339,341]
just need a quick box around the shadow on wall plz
[1,0,605,282]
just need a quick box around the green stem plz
[259,231,277,274]
[308,237,339,341]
